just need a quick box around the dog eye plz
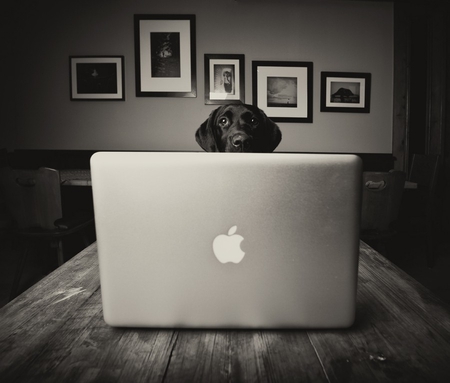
[218,117,229,127]
[251,117,259,125]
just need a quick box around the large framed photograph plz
[134,14,196,98]
[70,56,125,100]
[321,72,371,113]
[252,61,313,123]
[204,54,244,104]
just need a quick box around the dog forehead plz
[215,104,260,119]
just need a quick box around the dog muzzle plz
[231,133,252,151]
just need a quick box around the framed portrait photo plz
[70,56,125,101]
[134,14,196,98]
[321,72,371,113]
[252,61,313,123]
[204,54,245,104]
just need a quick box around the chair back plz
[408,154,439,198]
[0,167,63,230]
[361,170,407,231]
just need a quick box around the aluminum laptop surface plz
[90,152,362,328]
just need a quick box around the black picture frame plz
[134,14,197,98]
[252,61,313,123]
[70,56,125,101]
[204,54,245,105]
[320,72,371,113]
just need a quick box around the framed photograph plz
[70,56,125,100]
[321,72,371,113]
[252,61,313,123]
[204,54,245,104]
[134,14,196,98]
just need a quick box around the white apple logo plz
[212,226,245,264]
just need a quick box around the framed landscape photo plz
[204,54,245,104]
[134,14,196,98]
[70,56,125,100]
[321,72,371,113]
[252,61,313,123]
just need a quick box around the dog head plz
[195,103,282,152]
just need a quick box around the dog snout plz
[231,134,252,151]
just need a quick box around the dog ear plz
[195,108,220,152]
[261,112,282,153]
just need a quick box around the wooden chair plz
[0,149,10,230]
[360,170,407,253]
[0,167,94,300]
[404,154,440,267]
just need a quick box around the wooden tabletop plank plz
[163,331,229,382]
[249,331,327,382]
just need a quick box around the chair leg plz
[56,239,64,266]
[80,230,91,248]
[425,222,435,268]
[9,242,30,301]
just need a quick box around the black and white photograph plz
[252,61,313,122]
[330,81,360,104]
[204,54,245,104]
[150,32,181,78]
[70,56,125,100]
[214,65,235,94]
[321,72,371,113]
[3,1,450,381]
[267,77,298,107]
[134,14,196,97]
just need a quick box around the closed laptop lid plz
[91,152,362,328]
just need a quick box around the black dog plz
[195,103,282,152]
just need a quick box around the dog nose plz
[231,134,252,151]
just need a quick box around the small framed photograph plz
[252,61,313,123]
[204,54,245,104]
[134,14,196,98]
[70,56,125,100]
[321,72,371,113]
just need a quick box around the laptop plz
[90,152,362,328]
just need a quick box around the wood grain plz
[307,242,450,382]
[1,242,450,382]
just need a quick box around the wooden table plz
[1,242,450,382]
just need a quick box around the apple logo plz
[212,225,245,264]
